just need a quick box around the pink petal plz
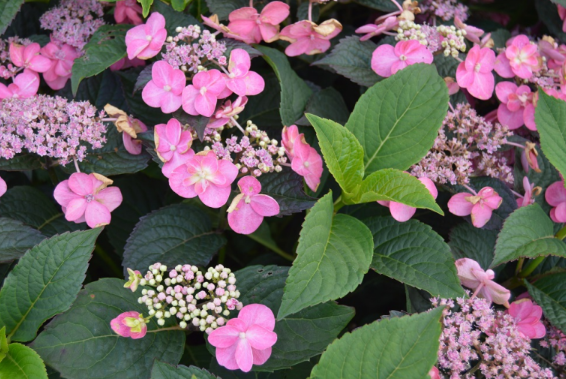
[169,66,187,94]
[95,187,123,212]
[13,70,39,98]
[122,135,142,155]
[0,178,6,198]
[455,258,482,290]
[545,181,566,206]
[252,347,272,366]
[259,24,280,43]
[447,193,474,216]
[159,92,182,114]
[208,325,241,348]
[551,202,566,223]
[238,175,261,196]
[85,201,112,228]
[419,177,438,199]
[229,49,251,73]
[495,81,517,104]
[245,325,277,350]
[497,104,524,130]
[68,173,95,196]
[169,166,198,198]
[228,202,264,235]
[471,203,493,228]
[142,80,167,108]
[53,180,81,208]
[260,1,290,25]
[523,104,537,131]
[238,304,276,331]
[198,184,231,208]
[481,280,510,307]
[456,63,475,88]
[216,344,239,370]
[9,43,24,67]
[250,195,280,217]
[284,38,313,57]
[65,198,87,222]
[468,72,494,100]
[162,149,194,178]
[146,12,166,34]
[235,339,254,372]
[182,85,200,116]
[389,202,417,222]
[494,53,514,78]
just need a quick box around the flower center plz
[310,35,315,40]
[474,63,481,72]
[85,194,94,203]
[200,86,207,96]
[163,85,171,92]
[304,161,310,168]
[239,332,246,339]
[399,54,407,61]
[170,145,176,151]
[146,35,152,41]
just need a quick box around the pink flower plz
[538,38,566,70]
[227,1,290,44]
[428,367,441,379]
[507,299,546,339]
[378,177,437,222]
[455,258,511,307]
[142,61,186,114]
[0,70,39,99]
[208,304,277,372]
[9,42,51,73]
[154,118,194,177]
[225,49,265,97]
[104,104,147,155]
[281,124,300,160]
[182,69,230,117]
[110,56,145,71]
[545,180,566,223]
[110,311,148,339]
[520,142,540,173]
[169,151,238,208]
[495,81,535,130]
[371,40,433,78]
[355,16,398,41]
[448,186,502,228]
[444,77,460,95]
[53,173,123,228]
[0,177,6,198]
[494,35,540,79]
[40,41,80,90]
[291,137,323,192]
[558,5,566,33]
[517,177,538,208]
[454,16,484,44]
[456,45,495,100]
[227,176,280,235]
[125,12,167,60]
[208,96,248,129]
[279,19,342,57]
[124,268,142,292]
[115,0,143,25]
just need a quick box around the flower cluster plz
[420,0,469,22]
[394,21,466,58]
[540,323,566,367]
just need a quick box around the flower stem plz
[73,157,81,173]
[334,195,345,213]
[308,0,313,22]
[230,117,246,135]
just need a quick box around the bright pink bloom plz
[559,5,566,33]
[517,177,537,208]
[115,0,143,25]
[448,186,502,228]
[495,81,535,130]
[124,268,142,292]
[291,137,323,192]
[225,49,265,97]
[208,304,277,372]
[455,258,511,307]
[110,311,148,339]
[428,367,441,379]
[0,177,6,198]
[154,118,194,178]
[355,16,398,41]
[0,70,39,99]
[494,35,540,79]
[169,151,238,208]
[40,41,80,90]
[545,180,566,223]
[182,69,230,117]
[9,42,51,73]
[281,125,301,160]
[454,16,484,45]
[110,56,145,71]
[227,1,290,44]
[456,45,495,100]
[227,176,280,235]
[142,61,186,113]
[378,177,438,222]
[125,12,167,60]
[279,19,342,57]
[507,299,546,339]
[208,96,248,129]
[371,40,433,78]
[53,173,123,228]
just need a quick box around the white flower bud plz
[157,319,165,326]
[180,321,187,329]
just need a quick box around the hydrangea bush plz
[3,0,566,378]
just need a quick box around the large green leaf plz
[0,154,42,171]
[345,64,448,174]
[255,46,313,126]
[122,204,226,273]
[366,216,464,298]
[0,229,101,342]
[0,218,45,263]
[0,0,23,34]
[204,0,247,20]
[151,360,217,379]
[140,0,153,17]
[256,168,316,216]
[296,88,349,126]
[526,273,566,333]
[310,307,444,379]
[535,90,566,179]
[278,193,373,319]
[449,223,497,270]
[152,0,200,36]
[492,204,566,267]
[0,343,47,379]
[32,279,185,379]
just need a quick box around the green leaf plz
[255,45,313,126]
[535,90,566,179]
[354,0,398,11]
[223,39,263,59]
[204,0,247,20]
[236,265,291,311]
[256,168,316,216]
[32,278,185,379]
[365,216,464,298]
[536,0,566,41]
[310,307,444,379]
[0,0,24,34]
[307,114,364,196]
[552,0,566,7]
[171,0,187,12]
[526,273,566,333]
[123,204,226,272]
[0,218,45,263]
[151,360,217,379]
[153,1,200,35]
[278,193,373,319]
[0,229,101,342]
[345,64,448,174]
[0,327,7,363]
[0,154,42,171]
[313,36,380,87]
[492,204,566,267]
[449,223,497,270]
[0,343,47,379]
[297,87,349,126]
[139,0,153,17]
[71,25,129,96]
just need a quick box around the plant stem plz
[334,195,345,213]
[556,224,566,240]
[515,257,524,275]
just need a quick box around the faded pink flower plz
[281,124,301,160]
[0,70,39,99]
[494,35,540,79]
[225,49,265,97]
[208,304,277,372]
[122,119,147,155]
[538,38,566,70]
[378,177,438,222]
[169,151,238,208]
[104,104,147,155]
[521,142,540,173]
[182,69,230,117]
[208,96,248,129]
[448,186,502,228]
[154,118,194,178]
[142,61,186,113]
[0,177,6,198]
[124,268,142,292]
[279,19,342,57]
[546,180,566,223]
[507,299,546,339]
[355,16,398,41]
[125,12,167,60]
[115,0,143,25]
[454,16,484,44]
[291,137,323,192]
[53,173,123,228]
[517,177,538,208]
[227,176,280,235]
[456,45,495,100]
[495,81,535,130]
[444,77,460,95]
[9,42,51,73]
[40,41,80,90]
[227,1,290,44]
[455,258,511,307]
[110,311,148,339]
[371,40,433,78]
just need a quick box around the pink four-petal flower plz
[154,118,194,178]
[371,40,433,78]
[208,96,248,129]
[227,1,290,44]
[125,12,167,60]
[0,69,40,99]
[225,49,265,97]
[115,0,143,26]
[448,186,502,228]
[456,45,495,100]
[40,40,81,90]
[279,19,342,57]
[494,35,540,80]
[506,299,546,339]
[378,177,438,222]
[455,258,511,307]
[9,42,51,73]
[290,136,323,192]
[142,61,186,113]
[545,180,566,223]
[182,69,230,117]
[495,81,535,130]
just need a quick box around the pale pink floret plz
[227,176,280,235]
[227,1,290,44]
[279,19,342,57]
[281,125,300,161]
[124,268,142,292]
[0,70,40,100]
[455,258,511,307]
[0,177,6,198]
[291,137,323,192]
[225,49,265,97]
[53,173,123,228]
[371,40,433,78]
[40,41,80,90]
[208,96,248,129]
[125,12,167,60]
[456,45,495,101]
[154,118,194,178]
[378,177,437,222]
[182,69,230,117]
[115,0,143,25]
[506,299,546,339]
[448,186,502,228]
[169,151,238,208]
[355,16,398,42]
[142,61,186,114]
[110,311,148,339]
[495,81,535,130]
[208,304,277,372]
[517,177,536,208]
[494,35,540,80]
[545,180,566,223]
[9,42,51,73]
